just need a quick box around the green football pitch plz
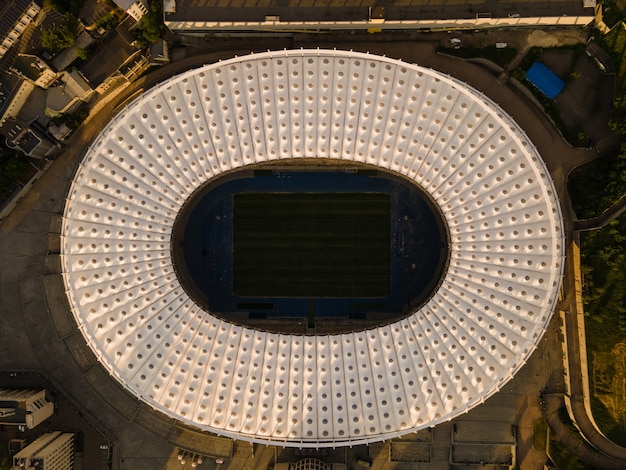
[233,192,391,298]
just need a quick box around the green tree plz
[568,143,626,218]
[65,109,89,130]
[602,0,626,28]
[581,212,626,351]
[41,15,78,54]
[0,147,29,199]
[133,0,164,48]
[76,47,88,60]
[609,95,626,134]
[96,12,119,31]
[43,0,85,16]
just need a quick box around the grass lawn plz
[533,419,548,451]
[233,192,391,298]
[548,437,586,470]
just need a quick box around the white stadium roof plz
[61,49,565,447]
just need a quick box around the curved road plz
[573,191,626,231]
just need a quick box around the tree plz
[43,0,85,16]
[0,146,29,199]
[133,0,164,48]
[41,15,77,54]
[96,12,119,31]
[609,95,626,134]
[76,47,88,60]
[65,109,89,130]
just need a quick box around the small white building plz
[46,69,94,117]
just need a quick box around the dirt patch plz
[592,342,626,427]
[541,50,577,79]
[526,30,588,49]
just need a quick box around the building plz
[60,50,565,448]
[10,54,57,89]
[50,31,96,73]
[0,73,59,159]
[149,39,169,65]
[79,17,148,94]
[164,0,594,34]
[45,69,93,117]
[11,431,75,470]
[0,73,34,123]
[0,389,54,430]
[0,117,59,159]
[113,0,148,22]
[0,0,41,62]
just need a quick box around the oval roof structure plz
[61,49,565,447]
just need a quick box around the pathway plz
[574,190,626,230]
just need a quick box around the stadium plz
[61,49,565,448]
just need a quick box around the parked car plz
[449,38,461,49]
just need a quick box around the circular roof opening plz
[171,162,449,334]
[61,50,564,448]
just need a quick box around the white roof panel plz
[61,49,565,447]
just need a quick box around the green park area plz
[564,13,626,455]
[579,213,626,447]
[568,22,626,449]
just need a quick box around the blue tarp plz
[525,62,566,99]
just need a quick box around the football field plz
[233,192,391,298]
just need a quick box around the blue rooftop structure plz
[526,62,566,99]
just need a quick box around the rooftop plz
[0,73,28,120]
[0,0,36,41]
[165,0,591,22]
[10,54,47,82]
[79,18,139,87]
[526,61,567,99]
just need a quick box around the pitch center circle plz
[172,162,450,334]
